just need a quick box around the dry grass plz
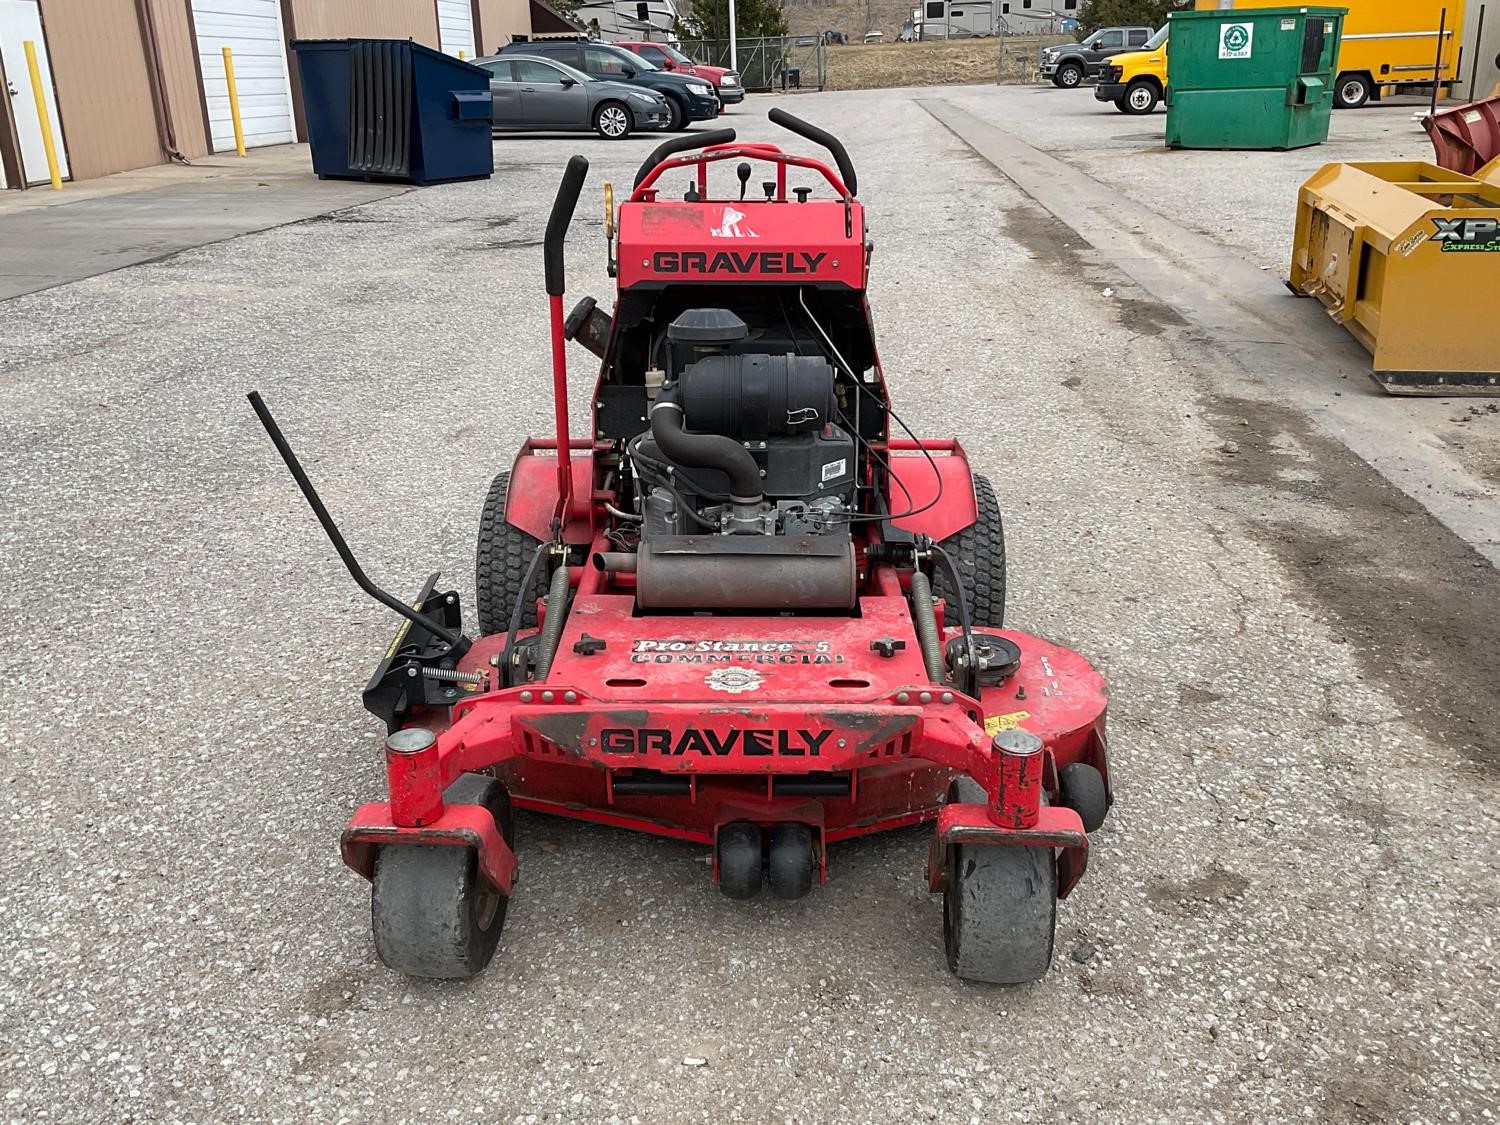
[822,36,1068,91]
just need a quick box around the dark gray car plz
[473,55,669,139]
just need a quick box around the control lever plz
[736,162,751,200]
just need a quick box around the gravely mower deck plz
[252,109,1113,984]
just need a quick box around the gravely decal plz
[652,251,830,275]
[599,727,831,757]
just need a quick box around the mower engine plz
[600,307,860,610]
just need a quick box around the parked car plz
[863,30,884,43]
[474,55,669,138]
[496,40,719,131]
[1039,25,1153,89]
[614,41,744,105]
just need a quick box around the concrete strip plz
[0,145,409,301]
[919,97,1500,567]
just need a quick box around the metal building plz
[0,0,543,188]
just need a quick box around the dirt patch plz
[824,38,1066,91]
[1206,394,1500,773]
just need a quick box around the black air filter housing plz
[678,353,837,439]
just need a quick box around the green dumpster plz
[1165,6,1345,151]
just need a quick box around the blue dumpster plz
[291,39,493,185]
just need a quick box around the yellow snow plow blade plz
[1290,155,1500,395]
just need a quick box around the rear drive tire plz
[932,472,1006,628]
[1055,62,1084,89]
[371,774,514,979]
[476,470,548,636]
[1333,72,1372,109]
[663,96,686,132]
[593,100,632,139]
[1121,79,1159,115]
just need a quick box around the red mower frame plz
[249,109,1113,985]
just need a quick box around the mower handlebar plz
[632,129,738,189]
[545,155,589,297]
[768,108,857,196]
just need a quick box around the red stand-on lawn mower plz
[250,109,1112,984]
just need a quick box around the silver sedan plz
[473,55,669,139]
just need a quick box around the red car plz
[615,41,744,104]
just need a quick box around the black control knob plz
[794,187,812,203]
[762,181,776,201]
[736,162,752,200]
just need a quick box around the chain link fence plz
[680,35,827,91]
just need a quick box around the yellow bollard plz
[222,46,247,156]
[23,40,62,190]
[459,50,466,60]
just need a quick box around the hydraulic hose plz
[534,563,571,680]
[649,392,763,503]
[909,569,944,684]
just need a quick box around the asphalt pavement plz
[1,87,1495,1122]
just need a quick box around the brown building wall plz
[146,0,211,159]
[474,0,530,54]
[37,0,163,181]
[284,0,439,45]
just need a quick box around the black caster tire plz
[1060,762,1108,832]
[766,823,816,900]
[941,777,1056,984]
[943,842,1057,985]
[717,821,763,900]
[370,774,513,979]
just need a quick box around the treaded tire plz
[933,472,1006,628]
[1333,73,1372,109]
[476,470,548,636]
[371,774,514,979]
[593,100,632,139]
[664,96,686,131]
[1055,62,1084,89]
[1121,79,1159,115]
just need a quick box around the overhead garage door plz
[191,0,295,152]
[436,0,476,58]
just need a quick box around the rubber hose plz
[909,569,944,684]
[649,395,764,503]
[534,563,571,680]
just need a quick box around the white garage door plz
[191,0,295,152]
[436,0,476,58]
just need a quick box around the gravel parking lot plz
[2,86,1496,1122]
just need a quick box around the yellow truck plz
[1094,0,1464,115]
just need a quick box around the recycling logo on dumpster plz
[1219,22,1253,59]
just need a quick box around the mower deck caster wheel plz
[941,778,1057,984]
[371,774,514,979]
[766,823,816,899]
[717,821,763,900]
[1060,763,1108,832]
